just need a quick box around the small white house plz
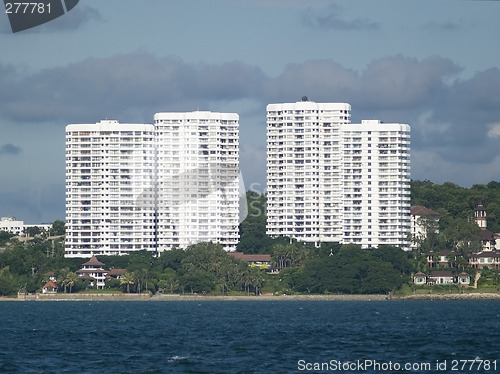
[457,272,471,287]
[428,270,454,285]
[413,272,427,286]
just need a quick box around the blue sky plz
[1,0,500,223]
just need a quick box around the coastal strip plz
[3,292,500,302]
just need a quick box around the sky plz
[1,0,500,223]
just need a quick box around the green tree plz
[120,272,136,293]
[24,226,42,237]
[64,271,79,293]
[158,268,179,293]
[0,231,14,246]
[50,220,66,236]
[238,191,273,253]
[0,266,18,296]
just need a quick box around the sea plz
[0,299,499,374]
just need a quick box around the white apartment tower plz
[65,120,156,257]
[267,100,351,243]
[65,112,240,257]
[266,100,411,250]
[342,120,411,249]
[154,111,240,252]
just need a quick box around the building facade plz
[0,217,52,236]
[1,217,25,236]
[342,120,411,249]
[65,113,240,258]
[266,100,351,243]
[65,120,156,257]
[154,111,240,252]
[410,205,440,250]
[266,100,411,250]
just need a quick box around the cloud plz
[0,143,22,155]
[423,20,463,32]
[0,54,267,123]
[422,67,500,160]
[302,5,379,30]
[487,123,500,138]
[2,52,500,188]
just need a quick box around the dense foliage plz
[411,180,500,233]
[2,180,500,296]
[279,244,413,294]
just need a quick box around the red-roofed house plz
[107,268,127,279]
[42,280,58,294]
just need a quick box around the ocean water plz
[0,300,499,373]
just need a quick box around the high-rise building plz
[65,120,156,257]
[65,112,240,258]
[266,100,351,244]
[154,111,240,252]
[342,120,411,249]
[266,100,411,250]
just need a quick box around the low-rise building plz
[426,249,458,268]
[413,272,427,286]
[413,271,470,286]
[76,256,107,289]
[457,272,471,286]
[42,280,58,294]
[428,270,455,285]
[228,252,272,270]
[469,251,500,270]
[0,217,52,236]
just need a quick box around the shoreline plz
[3,292,500,302]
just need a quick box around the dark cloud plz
[358,55,461,109]
[0,183,64,223]
[0,143,22,155]
[0,54,267,123]
[264,59,359,103]
[422,67,500,162]
[2,52,500,183]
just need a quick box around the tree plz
[120,272,136,293]
[158,268,179,293]
[64,271,79,293]
[237,192,273,253]
[181,269,214,294]
[0,266,17,296]
[272,241,309,271]
[411,215,440,252]
[0,231,14,246]
[50,220,66,236]
[24,226,42,238]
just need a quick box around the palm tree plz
[58,268,70,293]
[65,272,79,293]
[120,272,136,293]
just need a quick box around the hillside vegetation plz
[1,180,500,296]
